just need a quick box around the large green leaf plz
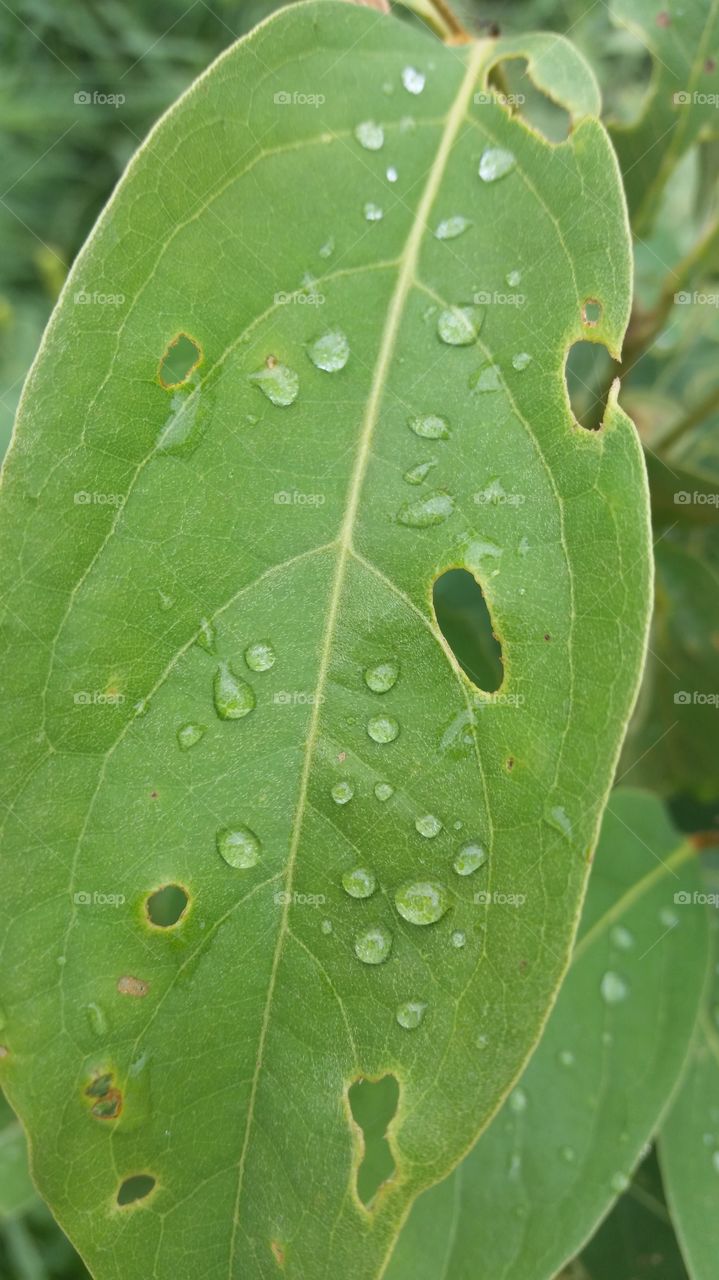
[386,788,709,1280]
[0,4,650,1276]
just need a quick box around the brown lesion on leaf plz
[270,1241,286,1267]
[117,975,149,997]
[0,1046,8,1059]
[85,1070,122,1121]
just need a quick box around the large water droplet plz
[374,781,394,802]
[601,971,629,1005]
[469,362,502,393]
[397,491,454,527]
[386,165,398,183]
[396,1000,427,1029]
[355,120,384,151]
[245,640,275,672]
[342,867,377,899]
[479,147,516,182]
[217,826,261,869]
[409,413,449,440]
[307,330,350,373]
[506,269,522,287]
[213,663,255,719]
[354,925,392,964]
[364,202,384,222]
[249,360,299,407]
[364,661,399,693]
[437,305,481,346]
[331,780,354,805]
[404,459,437,485]
[512,352,532,371]
[435,215,471,240]
[415,813,442,839]
[395,880,449,925]
[401,66,425,94]
[177,722,206,751]
[367,714,400,743]
[453,842,487,876]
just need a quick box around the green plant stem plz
[392,0,471,42]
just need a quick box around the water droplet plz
[367,714,400,743]
[364,202,384,222]
[395,880,449,926]
[364,661,399,693]
[196,617,216,653]
[307,330,350,373]
[156,380,208,456]
[610,924,635,951]
[469,362,502,393]
[374,781,394,801]
[86,1002,108,1037]
[415,813,442,839]
[396,1000,427,1029]
[213,663,255,719]
[712,1151,719,1174]
[249,360,299,407]
[601,971,629,1005]
[177,722,206,751]
[331,780,354,805]
[404,459,437,485]
[610,1172,630,1193]
[509,1088,527,1113]
[479,147,516,182]
[506,269,522,287]
[354,925,392,964]
[409,413,449,440]
[561,1145,576,1164]
[342,867,377,899]
[660,907,679,928]
[400,115,415,134]
[558,1049,575,1067]
[217,826,261,869]
[435,215,471,240]
[451,930,466,948]
[355,120,384,151]
[386,165,398,182]
[437,305,481,346]
[518,537,530,557]
[546,805,573,839]
[453,843,487,876]
[401,66,425,94]
[397,491,454,527]
[244,640,275,672]
[512,352,532,371]
[321,918,333,935]
[319,237,335,260]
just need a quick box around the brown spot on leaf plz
[117,975,149,997]
[270,1241,286,1267]
[656,10,671,25]
[92,1089,122,1120]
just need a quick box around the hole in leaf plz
[349,1075,399,1207]
[582,298,602,328]
[116,1174,156,1206]
[145,884,189,928]
[433,569,503,692]
[565,341,613,430]
[490,58,570,142]
[158,332,202,388]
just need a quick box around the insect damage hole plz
[564,341,613,431]
[158,332,202,388]
[433,569,503,692]
[145,883,189,928]
[488,57,571,142]
[116,1174,156,1207]
[348,1075,399,1207]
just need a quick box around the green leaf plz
[0,5,650,1276]
[576,1147,689,1280]
[385,789,709,1280]
[0,1096,36,1219]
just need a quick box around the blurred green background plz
[1,1,717,1276]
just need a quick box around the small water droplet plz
[400,115,415,133]
[355,120,384,151]
[396,1000,427,1029]
[196,617,216,653]
[404,459,437,485]
[395,880,449,926]
[512,351,532,371]
[331,780,354,805]
[453,843,487,876]
[319,237,335,260]
[342,867,377,899]
[307,330,350,373]
[558,1049,575,1068]
[401,65,425,94]
[364,661,399,693]
[506,269,522,287]
[437,305,481,346]
[601,971,629,1005]
[610,924,635,951]
[354,925,392,964]
[217,826,261,869]
[397,491,454,527]
[610,1172,630,1193]
[213,663,255,719]
[509,1088,527,1114]
[546,805,573,839]
[244,640,275,672]
[409,413,449,440]
[374,781,394,801]
[367,714,400,743]
[249,360,299,407]
[476,1033,489,1050]
[157,590,174,611]
[177,722,206,751]
[87,1002,108,1037]
[518,537,530,557]
[561,1145,576,1164]
[435,215,471,240]
[451,930,466,949]
[712,1151,719,1174]
[479,147,516,182]
[363,201,384,222]
[386,165,398,183]
[321,918,333,935]
[415,813,442,839]
[659,907,679,928]
[469,362,502,393]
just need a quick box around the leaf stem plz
[393,0,472,43]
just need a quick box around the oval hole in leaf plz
[348,1075,399,1207]
[565,341,613,430]
[158,332,202,388]
[116,1174,156,1206]
[582,298,603,328]
[145,883,189,927]
[433,569,503,692]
